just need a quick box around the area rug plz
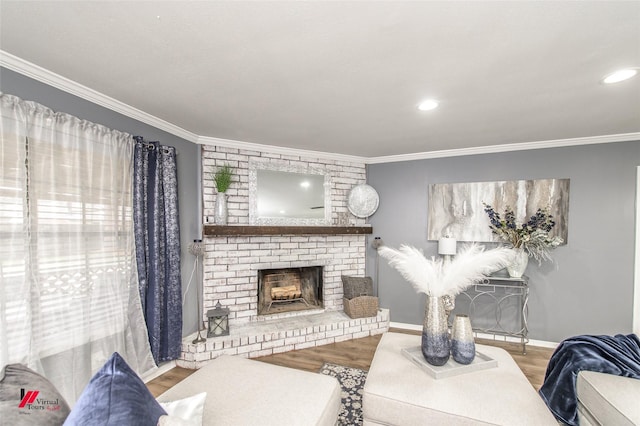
[319,363,368,426]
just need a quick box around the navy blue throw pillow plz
[63,352,165,426]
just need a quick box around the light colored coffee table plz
[363,332,557,425]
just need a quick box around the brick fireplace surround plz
[177,146,389,368]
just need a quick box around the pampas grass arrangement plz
[378,243,514,297]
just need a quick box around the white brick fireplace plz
[178,145,389,368]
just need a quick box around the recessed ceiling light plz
[300,181,310,189]
[602,69,638,84]
[418,99,439,111]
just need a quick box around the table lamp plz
[438,235,457,263]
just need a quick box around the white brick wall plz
[179,145,389,365]
[201,145,368,324]
[202,147,367,226]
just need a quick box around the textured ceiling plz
[1,1,639,159]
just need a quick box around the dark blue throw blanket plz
[539,334,640,425]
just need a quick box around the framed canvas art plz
[427,178,570,243]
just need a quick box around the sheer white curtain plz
[0,93,156,405]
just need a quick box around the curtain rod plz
[134,136,178,156]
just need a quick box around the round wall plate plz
[347,184,379,218]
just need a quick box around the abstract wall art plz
[427,178,570,243]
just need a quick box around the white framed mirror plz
[249,159,332,225]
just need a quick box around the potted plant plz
[212,164,233,193]
[482,203,563,277]
[211,164,233,224]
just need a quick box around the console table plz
[452,275,529,354]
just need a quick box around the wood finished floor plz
[146,328,555,398]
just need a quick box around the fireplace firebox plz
[257,266,323,315]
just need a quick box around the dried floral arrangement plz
[483,203,563,264]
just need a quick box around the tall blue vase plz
[421,295,450,366]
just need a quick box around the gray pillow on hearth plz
[341,275,373,300]
[0,363,71,426]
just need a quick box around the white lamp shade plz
[438,237,457,256]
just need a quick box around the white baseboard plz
[389,321,559,349]
[142,360,177,383]
[390,321,423,331]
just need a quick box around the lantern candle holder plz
[207,301,230,337]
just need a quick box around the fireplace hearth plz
[258,266,323,315]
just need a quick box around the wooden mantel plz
[203,225,373,236]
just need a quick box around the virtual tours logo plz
[18,388,62,412]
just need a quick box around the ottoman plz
[157,355,341,426]
[363,332,556,425]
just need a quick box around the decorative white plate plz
[347,184,379,218]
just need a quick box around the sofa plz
[576,370,640,426]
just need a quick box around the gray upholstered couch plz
[576,370,640,425]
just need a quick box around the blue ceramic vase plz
[421,295,450,366]
[451,314,476,364]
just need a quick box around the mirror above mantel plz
[249,159,332,226]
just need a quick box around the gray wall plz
[1,67,202,337]
[366,142,639,343]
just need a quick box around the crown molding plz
[0,50,199,143]
[366,133,640,164]
[3,51,637,164]
[198,135,367,164]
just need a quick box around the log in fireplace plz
[257,266,323,315]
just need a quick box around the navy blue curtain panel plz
[133,136,182,363]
